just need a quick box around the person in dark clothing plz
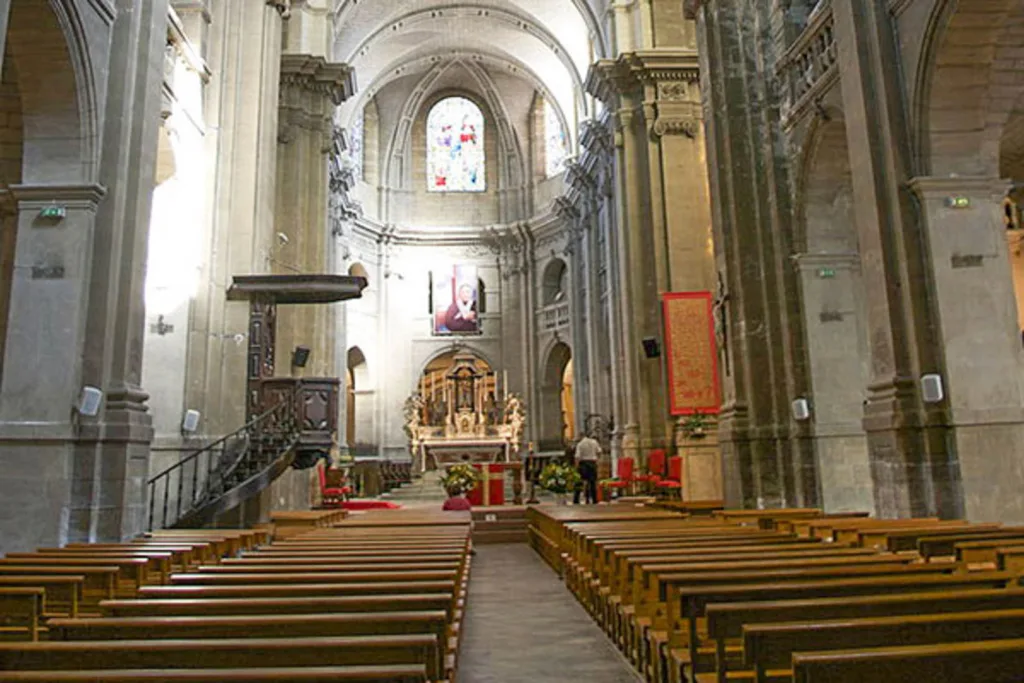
[574,434,600,505]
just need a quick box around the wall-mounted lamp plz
[77,386,103,417]
[921,374,945,403]
[181,409,201,433]
[292,345,311,368]
[792,398,811,421]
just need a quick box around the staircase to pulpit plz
[145,274,366,530]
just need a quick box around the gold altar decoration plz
[662,291,721,415]
[404,354,526,472]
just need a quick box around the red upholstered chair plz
[634,450,667,492]
[655,455,683,499]
[317,463,351,508]
[600,457,635,499]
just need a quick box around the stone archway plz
[794,117,873,514]
[912,0,1024,524]
[921,0,1024,177]
[539,341,572,451]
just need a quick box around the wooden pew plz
[168,569,458,586]
[0,558,151,595]
[0,577,83,618]
[0,567,117,605]
[0,588,43,642]
[664,572,1015,683]
[997,545,1024,574]
[0,635,439,674]
[706,587,1024,682]
[100,593,455,619]
[791,638,1024,683]
[137,580,459,600]
[956,537,1024,565]
[6,552,173,585]
[915,528,1024,562]
[745,607,1024,682]
[0,665,429,682]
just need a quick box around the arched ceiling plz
[332,0,600,143]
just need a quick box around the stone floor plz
[457,544,644,683]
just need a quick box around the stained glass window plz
[427,97,485,192]
[544,99,568,177]
[349,110,364,181]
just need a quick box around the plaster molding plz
[907,175,1012,200]
[7,184,107,209]
[280,54,356,105]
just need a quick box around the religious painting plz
[432,265,481,335]
[662,291,721,415]
[427,97,486,192]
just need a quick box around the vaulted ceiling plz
[332,0,605,145]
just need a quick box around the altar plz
[405,353,525,473]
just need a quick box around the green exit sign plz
[946,196,971,209]
[38,205,66,220]
[817,268,836,279]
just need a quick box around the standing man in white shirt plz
[574,433,601,504]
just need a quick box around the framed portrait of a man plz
[432,265,480,335]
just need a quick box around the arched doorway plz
[346,347,372,454]
[795,117,873,513]
[539,342,573,451]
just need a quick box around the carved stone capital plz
[266,0,291,19]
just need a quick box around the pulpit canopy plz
[227,274,367,304]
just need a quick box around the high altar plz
[404,354,525,473]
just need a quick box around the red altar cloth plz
[467,464,505,506]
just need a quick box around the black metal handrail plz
[146,401,296,530]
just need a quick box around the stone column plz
[185,0,288,437]
[274,55,355,379]
[72,0,171,542]
[832,0,955,518]
[588,50,719,486]
[0,184,105,550]
[909,176,1024,523]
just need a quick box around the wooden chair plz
[655,455,683,499]
[634,450,667,494]
[317,463,351,508]
[600,457,635,499]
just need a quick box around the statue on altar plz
[403,393,425,456]
[405,353,528,472]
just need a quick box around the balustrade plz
[778,2,837,124]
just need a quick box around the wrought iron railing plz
[778,2,837,125]
[146,401,300,530]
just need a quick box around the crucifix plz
[712,271,731,376]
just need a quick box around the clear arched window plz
[427,97,485,192]
[545,99,568,177]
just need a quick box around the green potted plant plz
[538,462,581,505]
[439,463,482,495]
[681,411,710,440]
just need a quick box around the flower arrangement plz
[538,462,581,495]
[439,463,481,495]
[681,411,710,439]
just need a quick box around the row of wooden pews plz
[528,505,1024,683]
[0,509,470,682]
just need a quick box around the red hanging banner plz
[662,291,721,416]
